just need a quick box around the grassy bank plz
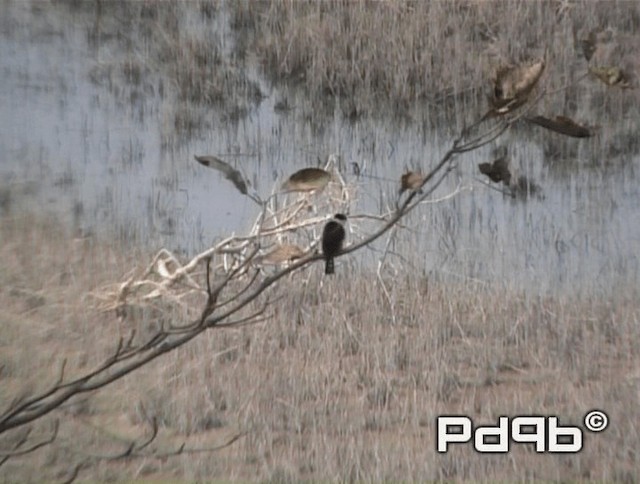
[1,214,638,481]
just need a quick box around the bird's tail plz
[325,257,334,275]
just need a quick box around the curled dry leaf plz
[589,66,631,88]
[478,157,511,185]
[526,115,593,138]
[579,31,597,62]
[282,168,332,192]
[491,58,546,114]
[256,244,305,266]
[194,155,249,195]
[399,171,424,195]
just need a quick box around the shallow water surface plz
[1,1,638,298]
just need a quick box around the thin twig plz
[0,420,59,459]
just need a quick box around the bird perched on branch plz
[322,214,347,275]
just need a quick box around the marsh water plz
[1,1,638,298]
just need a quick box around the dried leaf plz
[526,115,593,138]
[492,58,545,113]
[589,66,631,88]
[194,155,249,195]
[399,171,424,195]
[282,168,331,192]
[478,157,511,185]
[256,244,305,265]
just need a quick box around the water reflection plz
[0,1,638,297]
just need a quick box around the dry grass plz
[244,0,640,124]
[61,1,640,131]
[1,213,639,481]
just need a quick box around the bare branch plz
[60,462,85,484]
[155,431,247,458]
[59,418,246,484]
[0,420,58,460]
[214,303,271,329]
[134,417,158,452]
[208,244,261,304]
[0,427,31,466]
[214,269,261,310]
[0,108,512,440]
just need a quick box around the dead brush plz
[91,154,357,323]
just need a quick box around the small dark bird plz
[478,157,512,185]
[194,155,249,195]
[322,213,347,275]
[399,171,424,195]
[282,168,331,192]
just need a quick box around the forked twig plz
[0,420,59,460]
